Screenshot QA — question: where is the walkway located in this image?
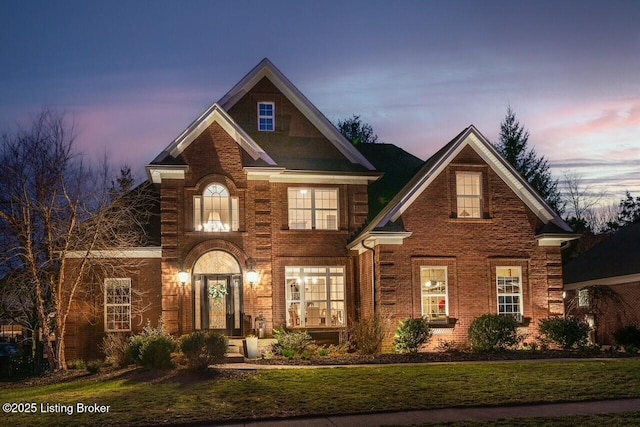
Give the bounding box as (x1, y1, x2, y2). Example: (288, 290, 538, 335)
(209, 398, 640, 426)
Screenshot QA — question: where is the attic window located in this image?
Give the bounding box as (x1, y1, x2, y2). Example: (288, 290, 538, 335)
(258, 102, 274, 131)
(456, 172, 482, 218)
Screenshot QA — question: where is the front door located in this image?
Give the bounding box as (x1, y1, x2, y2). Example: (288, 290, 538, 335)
(203, 275, 243, 336)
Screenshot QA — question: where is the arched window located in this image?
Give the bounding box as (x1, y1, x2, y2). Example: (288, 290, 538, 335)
(194, 184, 239, 232)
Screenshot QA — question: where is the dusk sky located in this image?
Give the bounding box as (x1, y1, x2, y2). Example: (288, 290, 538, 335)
(2, 1, 639, 206)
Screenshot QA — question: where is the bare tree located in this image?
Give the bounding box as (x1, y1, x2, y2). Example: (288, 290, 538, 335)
(562, 171, 607, 232)
(0, 110, 154, 370)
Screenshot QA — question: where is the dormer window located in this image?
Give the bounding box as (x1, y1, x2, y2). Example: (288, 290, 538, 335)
(456, 172, 482, 218)
(194, 184, 239, 232)
(258, 102, 274, 131)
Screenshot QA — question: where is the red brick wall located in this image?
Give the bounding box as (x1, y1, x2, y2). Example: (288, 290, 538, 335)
(567, 281, 640, 346)
(158, 111, 366, 338)
(372, 146, 564, 349)
(64, 258, 162, 361)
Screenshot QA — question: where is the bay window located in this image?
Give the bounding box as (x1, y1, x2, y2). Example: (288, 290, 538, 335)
(285, 266, 345, 328)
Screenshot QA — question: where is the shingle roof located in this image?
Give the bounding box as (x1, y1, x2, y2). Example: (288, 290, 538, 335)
(563, 222, 640, 285)
(355, 143, 424, 218)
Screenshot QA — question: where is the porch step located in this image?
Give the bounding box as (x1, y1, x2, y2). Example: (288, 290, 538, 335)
(225, 352, 245, 364)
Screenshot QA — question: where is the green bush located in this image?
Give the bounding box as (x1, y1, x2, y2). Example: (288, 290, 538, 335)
(180, 330, 228, 371)
(86, 360, 101, 374)
(468, 314, 519, 352)
(67, 359, 86, 370)
(539, 316, 589, 350)
(272, 327, 312, 358)
(394, 318, 433, 354)
(349, 315, 384, 355)
(613, 325, 640, 353)
(125, 321, 177, 369)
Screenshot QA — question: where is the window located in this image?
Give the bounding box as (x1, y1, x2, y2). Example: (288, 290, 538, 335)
(456, 172, 482, 218)
(288, 188, 338, 230)
(258, 102, 274, 131)
(194, 183, 239, 232)
(578, 288, 589, 307)
(285, 267, 345, 328)
(105, 278, 131, 332)
(496, 267, 523, 321)
(421, 267, 448, 322)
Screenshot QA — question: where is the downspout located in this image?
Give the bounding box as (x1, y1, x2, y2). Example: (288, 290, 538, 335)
(361, 239, 376, 316)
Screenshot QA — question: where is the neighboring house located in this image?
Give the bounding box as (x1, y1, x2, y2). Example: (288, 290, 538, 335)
(564, 222, 640, 345)
(64, 59, 576, 359)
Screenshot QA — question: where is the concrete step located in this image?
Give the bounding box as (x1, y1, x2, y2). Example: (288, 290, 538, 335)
(225, 352, 245, 364)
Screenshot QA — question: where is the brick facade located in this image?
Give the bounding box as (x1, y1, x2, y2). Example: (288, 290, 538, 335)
(63, 60, 572, 360)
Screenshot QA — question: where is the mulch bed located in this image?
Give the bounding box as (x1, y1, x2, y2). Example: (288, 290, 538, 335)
(253, 349, 639, 366)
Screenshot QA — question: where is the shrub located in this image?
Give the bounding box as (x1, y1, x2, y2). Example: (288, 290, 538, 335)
(86, 360, 101, 374)
(468, 314, 519, 352)
(613, 325, 640, 353)
(125, 321, 177, 369)
(67, 359, 86, 370)
(272, 327, 312, 358)
(394, 318, 433, 354)
(349, 315, 384, 355)
(180, 330, 228, 371)
(101, 332, 130, 367)
(539, 316, 589, 350)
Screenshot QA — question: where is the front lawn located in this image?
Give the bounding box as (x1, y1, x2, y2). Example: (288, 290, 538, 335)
(1, 359, 640, 426)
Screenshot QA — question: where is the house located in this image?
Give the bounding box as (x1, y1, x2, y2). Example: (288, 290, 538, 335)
(63, 59, 576, 359)
(564, 222, 640, 345)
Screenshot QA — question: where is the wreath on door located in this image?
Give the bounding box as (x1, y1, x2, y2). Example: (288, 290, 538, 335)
(208, 283, 228, 299)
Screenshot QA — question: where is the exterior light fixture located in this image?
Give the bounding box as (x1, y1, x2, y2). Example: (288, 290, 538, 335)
(178, 270, 190, 285)
(246, 258, 259, 287)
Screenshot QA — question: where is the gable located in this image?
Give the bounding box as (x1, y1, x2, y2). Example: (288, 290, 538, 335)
(227, 77, 368, 172)
(219, 58, 374, 171)
(349, 125, 575, 252)
(147, 59, 377, 183)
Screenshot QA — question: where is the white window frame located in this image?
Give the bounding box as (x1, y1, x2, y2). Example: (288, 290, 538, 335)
(104, 278, 131, 332)
(578, 288, 589, 307)
(420, 267, 448, 322)
(285, 266, 345, 328)
(456, 172, 482, 218)
(287, 187, 339, 230)
(496, 267, 523, 321)
(194, 183, 239, 232)
(258, 101, 275, 131)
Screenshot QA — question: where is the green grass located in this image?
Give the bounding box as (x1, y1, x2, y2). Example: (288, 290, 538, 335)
(2, 359, 640, 426)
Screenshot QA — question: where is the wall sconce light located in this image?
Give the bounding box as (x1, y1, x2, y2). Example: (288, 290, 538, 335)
(246, 259, 259, 287)
(562, 291, 566, 299)
(178, 270, 190, 285)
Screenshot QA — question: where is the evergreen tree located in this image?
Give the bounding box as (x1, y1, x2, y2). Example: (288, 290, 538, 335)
(605, 191, 640, 232)
(495, 106, 563, 213)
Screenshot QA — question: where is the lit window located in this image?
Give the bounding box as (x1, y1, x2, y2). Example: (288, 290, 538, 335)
(496, 267, 523, 321)
(285, 267, 345, 328)
(258, 102, 274, 131)
(194, 183, 239, 232)
(288, 188, 338, 230)
(421, 267, 448, 322)
(105, 278, 131, 332)
(578, 288, 589, 307)
(456, 172, 482, 218)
